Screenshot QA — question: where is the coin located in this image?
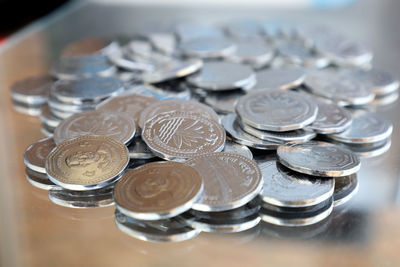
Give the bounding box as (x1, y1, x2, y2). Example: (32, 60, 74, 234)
(176, 22, 224, 42)
(179, 37, 236, 59)
(337, 139, 392, 158)
(126, 84, 191, 100)
(48, 94, 97, 113)
(369, 92, 399, 106)
(142, 111, 225, 160)
(24, 137, 56, 173)
(307, 101, 352, 134)
(227, 39, 274, 69)
(350, 68, 399, 96)
(53, 110, 136, 145)
(204, 89, 245, 114)
(40, 105, 62, 129)
(108, 45, 154, 72)
(114, 161, 203, 220)
(114, 209, 200, 242)
(277, 141, 361, 177)
(334, 174, 358, 207)
(25, 167, 56, 190)
(252, 68, 306, 90)
(50, 77, 124, 105)
(41, 126, 53, 137)
(138, 99, 220, 129)
(223, 139, 253, 159)
(127, 137, 156, 159)
(258, 160, 334, 207)
(185, 152, 263, 212)
(10, 74, 53, 105)
(148, 32, 177, 55)
(12, 102, 42, 116)
(236, 89, 318, 131)
(46, 135, 129, 191)
(62, 37, 118, 58)
(48, 186, 114, 208)
(186, 61, 255, 91)
(327, 111, 393, 144)
(222, 113, 280, 150)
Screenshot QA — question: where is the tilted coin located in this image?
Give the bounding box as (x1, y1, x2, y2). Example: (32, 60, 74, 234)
(126, 84, 191, 100)
(127, 137, 156, 159)
(236, 89, 318, 131)
(185, 152, 263, 212)
(115, 209, 200, 242)
(222, 113, 280, 150)
(53, 110, 136, 145)
(258, 159, 334, 207)
(179, 37, 236, 59)
(108, 45, 154, 72)
(138, 99, 220, 129)
(223, 139, 253, 159)
(204, 89, 245, 114)
(142, 111, 225, 160)
(277, 141, 361, 177)
(349, 68, 399, 96)
(337, 138, 392, 158)
(227, 39, 274, 69)
(24, 137, 56, 173)
(334, 174, 358, 207)
(10, 74, 53, 105)
(46, 135, 129, 191)
(252, 68, 306, 90)
(40, 105, 62, 129)
(114, 161, 203, 220)
(186, 61, 255, 91)
(62, 37, 118, 58)
(327, 111, 393, 144)
(25, 167, 56, 190)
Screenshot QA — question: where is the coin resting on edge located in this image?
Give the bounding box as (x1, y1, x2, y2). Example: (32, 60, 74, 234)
(236, 89, 318, 131)
(185, 152, 263, 212)
(53, 110, 136, 145)
(46, 135, 129, 191)
(24, 137, 56, 173)
(142, 111, 225, 160)
(277, 141, 360, 177)
(308, 101, 352, 134)
(113, 161, 203, 220)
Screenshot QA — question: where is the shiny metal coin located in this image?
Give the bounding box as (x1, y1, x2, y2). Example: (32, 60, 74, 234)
(148, 32, 177, 55)
(340, 139, 392, 158)
(204, 89, 245, 114)
(53, 110, 136, 145)
(61, 37, 118, 58)
(186, 61, 255, 91)
(114, 209, 200, 242)
(41, 127, 53, 137)
(25, 167, 56, 190)
(142, 111, 225, 160)
(308, 101, 352, 134)
(334, 174, 358, 207)
(179, 37, 236, 59)
(350, 68, 399, 96)
(108, 46, 154, 72)
(126, 84, 191, 100)
(10, 74, 53, 105)
(223, 140, 253, 159)
(40, 105, 62, 129)
(305, 70, 375, 106)
(369, 92, 399, 107)
(222, 114, 280, 150)
(176, 22, 224, 42)
(12, 103, 42, 116)
(48, 106, 75, 120)
(49, 185, 114, 208)
(48, 94, 97, 113)
(127, 137, 156, 159)
(50, 77, 124, 105)
(252, 68, 306, 90)
(226, 18, 262, 40)
(24, 137, 56, 173)
(185, 152, 263, 212)
(236, 89, 318, 131)
(327, 111, 392, 144)
(227, 39, 274, 69)
(277, 141, 361, 177)
(258, 159, 334, 207)
(114, 161, 203, 220)
(138, 99, 220, 130)
(46, 135, 129, 191)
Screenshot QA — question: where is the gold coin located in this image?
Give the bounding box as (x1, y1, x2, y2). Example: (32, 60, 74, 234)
(46, 135, 129, 191)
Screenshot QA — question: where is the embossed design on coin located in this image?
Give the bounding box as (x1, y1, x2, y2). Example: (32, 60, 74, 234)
(223, 140, 253, 159)
(142, 111, 225, 160)
(308, 101, 352, 134)
(24, 137, 56, 173)
(46, 135, 129, 190)
(236, 89, 318, 131)
(185, 152, 263, 212)
(277, 141, 360, 177)
(53, 110, 136, 145)
(114, 161, 203, 220)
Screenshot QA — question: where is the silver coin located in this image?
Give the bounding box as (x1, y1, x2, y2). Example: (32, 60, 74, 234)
(41, 127, 53, 137)
(227, 39, 274, 69)
(40, 105, 62, 129)
(175, 22, 224, 42)
(48, 106, 75, 120)
(277, 141, 361, 177)
(252, 68, 306, 90)
(108, 46, 154, 72)
(327, 111, 392, 144)
(25, 167, 56, 190)
(179, 37, 236, 59)
(225, 18, 262, 40)
(10, 74, 53, 105)
(339, 138, 392, 158)
(61, 37, 119, 58)
(351, 68, 399, 96)
(185, 152, 263, 212)
(23, 137, 56, 173)
(186, 61, 255, 91)
(223, 140, 253, 159)
(50, 77, 124, 105)
(236, 89, 318, 131)
(148, 32, 177, 55)
(304, 70, 375, 106)
(204, 90, 245, 114)
(222, 113, 280, 150)
(307, 101, 352, 134)
(334, 174, 358, 207)
(12, 103, 42, 116)
(369, 92, 399, 107)
(127, 137, 156, 159)
(48, 186, 114, 208)
(115, 209, 200, 242)
(126, 84, 191, 100)
(48, 94, 97, 113)
(258, 160, 334, 207)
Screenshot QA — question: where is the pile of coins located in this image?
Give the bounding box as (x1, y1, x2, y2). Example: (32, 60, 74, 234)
(15, 19, 398, 242)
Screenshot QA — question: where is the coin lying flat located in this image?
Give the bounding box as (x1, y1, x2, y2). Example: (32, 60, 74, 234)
(338, 139, 392, 158)
(308, 101, 352, 134)
(179, 37, 236, 59)
(333, 174, 358, 207)
(139, 99, 220, 130)
(185, 152, 263, 212)
(176, 22, 224, 42)
(350, 68, 399, 96)
(186, 61, 255, 91)
(236, 89, 318, 131)
(126, 84, 191, 100)
(327, 111, 393, 144)
(127, 137, 156, 159)
(46, 135, 129, 191)
(40, 105, 62, 129)
(114, 161, 203, 220)
(62, 37, 118, 58)
(142, 111, 225, 160)
(223, 139, 253, 159)
(277, 141, 360, 177)
(53, 110, 136, 145)
(114, 209, 200, 242)
(227, 39, 274, 69)
(25, 167, 56, 190)
(369, 92, 399, 107)
(24, 137, 56, 173)
(225, 18, 262, 40)
(204, 89, 245, 114)
(258, 160, 334, 207)
(10, 74, 53, 105)
(49, 186, 114, 208)
(252, 68, 306, 90)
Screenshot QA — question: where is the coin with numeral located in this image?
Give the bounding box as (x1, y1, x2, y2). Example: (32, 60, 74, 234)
(24, 137, 56, 173)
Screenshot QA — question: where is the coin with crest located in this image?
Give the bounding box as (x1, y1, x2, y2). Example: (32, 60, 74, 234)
(24, 137, 56, 173)
(308, 101, 352, 134)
